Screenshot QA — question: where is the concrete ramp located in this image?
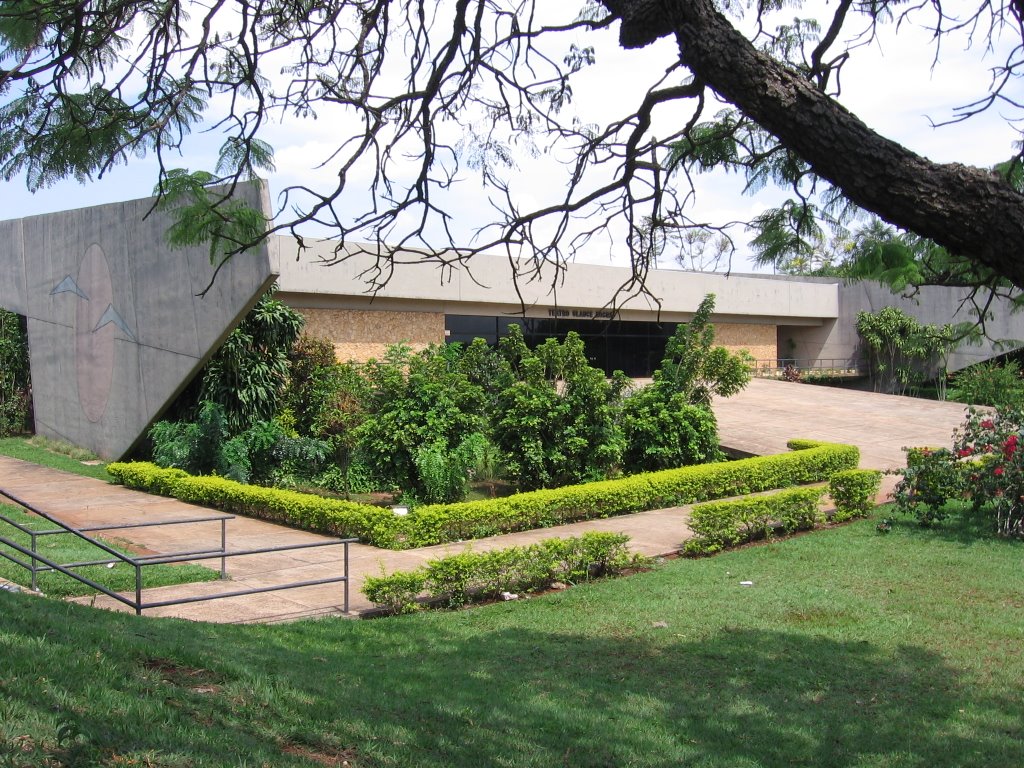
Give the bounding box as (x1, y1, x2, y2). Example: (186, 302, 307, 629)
(713, 378, 969, 470)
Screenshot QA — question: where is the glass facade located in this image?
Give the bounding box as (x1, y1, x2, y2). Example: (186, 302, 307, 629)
(445, 314, 679, 377)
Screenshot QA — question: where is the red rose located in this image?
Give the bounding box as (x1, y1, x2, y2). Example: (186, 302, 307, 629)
(958, 448, 973, 457)
(981, 419, 995, 429)
(994, 466, 1005, 476)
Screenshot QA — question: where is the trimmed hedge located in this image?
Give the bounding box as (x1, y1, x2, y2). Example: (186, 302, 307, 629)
(107, 462, 402, 546)
(107, 439, 859, 550)
(684, 486, 826, 556)
(828, 469, 883, 522)
(363, 531, 635, 614)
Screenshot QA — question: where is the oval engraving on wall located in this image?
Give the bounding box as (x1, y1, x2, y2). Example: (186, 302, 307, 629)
(76, 244, 115, 423)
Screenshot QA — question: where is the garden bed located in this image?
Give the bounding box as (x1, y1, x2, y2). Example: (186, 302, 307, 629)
(107, 439, 860, 549)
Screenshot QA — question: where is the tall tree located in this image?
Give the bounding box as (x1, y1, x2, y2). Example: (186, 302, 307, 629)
(1, 0, 1022, 293)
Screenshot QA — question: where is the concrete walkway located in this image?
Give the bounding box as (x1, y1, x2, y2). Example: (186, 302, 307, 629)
(713, 378, 968, 470)
(0, 379, 970, 623)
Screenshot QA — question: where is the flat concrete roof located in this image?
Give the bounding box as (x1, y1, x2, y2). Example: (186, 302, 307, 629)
(272, 238, 840, 326)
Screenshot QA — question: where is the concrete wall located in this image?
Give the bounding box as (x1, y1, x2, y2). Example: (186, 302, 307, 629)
(0, 182, 277, 459)
(785, 281, 1024, 373)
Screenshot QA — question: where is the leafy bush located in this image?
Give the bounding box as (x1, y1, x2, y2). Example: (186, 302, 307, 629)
(492, 328, 623, 490)
(618, 294, 749, 474)
(948, 361, 1024, 408)
(362, 532, 635, 614)
(355, 344, 487, 503)
(108, 461, 402, 544)
(656, 294, 752, 407)
(109, 440, 859, 549)
(684, 487, 825, 555)
(283, 334, 342, 435)
(892, 446, 963, 526)
(196, 288, 305, 434)
(397, 439, 856, 548)
(0, 309, 31, 437)
(892, 407, 1024, 536)
(149, 402, 329, 485)
(950, 409, 1024, 536)
(620, 388, 721, 473)
(149, 401, 233, 477)
(828, 469, 883, 522)
(362, 570, 427, 615)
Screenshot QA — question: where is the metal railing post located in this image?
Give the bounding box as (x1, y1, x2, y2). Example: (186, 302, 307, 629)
(343, 541, 350, 614)
(220, 518, 227, 579)
(134, 563, 143, 616)
(30, 530, 38, 592)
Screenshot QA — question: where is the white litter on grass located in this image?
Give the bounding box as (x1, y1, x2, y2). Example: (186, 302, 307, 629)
(500, 591, 519, 601)
(739, 581, 754, 586)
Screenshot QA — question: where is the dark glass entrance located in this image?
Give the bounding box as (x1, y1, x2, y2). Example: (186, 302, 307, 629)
(444, 315, 677, 377)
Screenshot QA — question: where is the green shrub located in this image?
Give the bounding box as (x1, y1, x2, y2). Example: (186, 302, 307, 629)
(109, 440, 858, 550)
(355, 344, 488, 503)
(199, 287, 305, 433)
(0, 309, 31, 437)
(106, 462, 189, 495)
(107, 461, 400, 545)
(829, 469, 883, 522)
(362, 532, 634, 614)
(892, 446, 963, 526)
(620, 389, 721, 473)
(948, 361, 1024, 409)
(684, 487, 825, 555)
(492, 329, 623, 490)
(362, 570, 427, 615)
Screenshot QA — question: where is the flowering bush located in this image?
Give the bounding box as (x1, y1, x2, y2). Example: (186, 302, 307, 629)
(892, 446, 963, 526)
(953, 409, 1024, 537)
(894, 407, 1024, 536)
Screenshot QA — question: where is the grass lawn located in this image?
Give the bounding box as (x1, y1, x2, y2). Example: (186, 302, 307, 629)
(0, 436, 112, 482)
(0, 503, 221, 598)
(0, 507, 1021, 767)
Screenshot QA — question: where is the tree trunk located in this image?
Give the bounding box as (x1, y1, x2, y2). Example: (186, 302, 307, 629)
(601, 0, 1024, 289)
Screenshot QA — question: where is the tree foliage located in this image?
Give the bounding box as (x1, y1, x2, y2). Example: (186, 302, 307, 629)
(855, 307, 962, 397)
(618, 293, 749, 472)
(3, 0, 1024, 300)
(0, 308, 31, 436)
(355, 344, 489, 503)
(491, 326, 625, 491)
(200, 286, 305, 433)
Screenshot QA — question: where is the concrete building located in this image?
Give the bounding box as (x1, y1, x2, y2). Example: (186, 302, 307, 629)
(2, 188, 1021, 460)
(273, 238, 1022, 376)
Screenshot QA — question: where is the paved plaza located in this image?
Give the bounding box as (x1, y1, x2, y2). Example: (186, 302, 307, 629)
(0, 379, 971, 623)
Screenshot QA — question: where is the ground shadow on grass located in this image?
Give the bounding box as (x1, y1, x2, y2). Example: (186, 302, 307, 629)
(1, 595, 1021, 767)
(886, 502, 1024, 548)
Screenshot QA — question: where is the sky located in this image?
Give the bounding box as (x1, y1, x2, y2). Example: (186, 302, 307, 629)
(2, 1, 1021, 277)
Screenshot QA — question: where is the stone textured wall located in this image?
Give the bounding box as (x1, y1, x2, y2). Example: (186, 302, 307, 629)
(0, 182, 275, 460)
(298, 308, 445, 363)
(712, 323, 777, 366)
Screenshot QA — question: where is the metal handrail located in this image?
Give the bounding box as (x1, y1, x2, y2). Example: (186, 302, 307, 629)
(0, 534, 138, 608)
(749, 358, 866, 377)
(0, 487, 354, 616)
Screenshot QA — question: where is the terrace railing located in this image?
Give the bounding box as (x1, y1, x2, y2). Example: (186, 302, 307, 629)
(0, 487, 354, 615)
(749, 358, 866, 379)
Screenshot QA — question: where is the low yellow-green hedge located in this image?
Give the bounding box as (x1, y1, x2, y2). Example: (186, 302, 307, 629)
(107, 439, 859, 550)
(683, 486, 827, 556)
